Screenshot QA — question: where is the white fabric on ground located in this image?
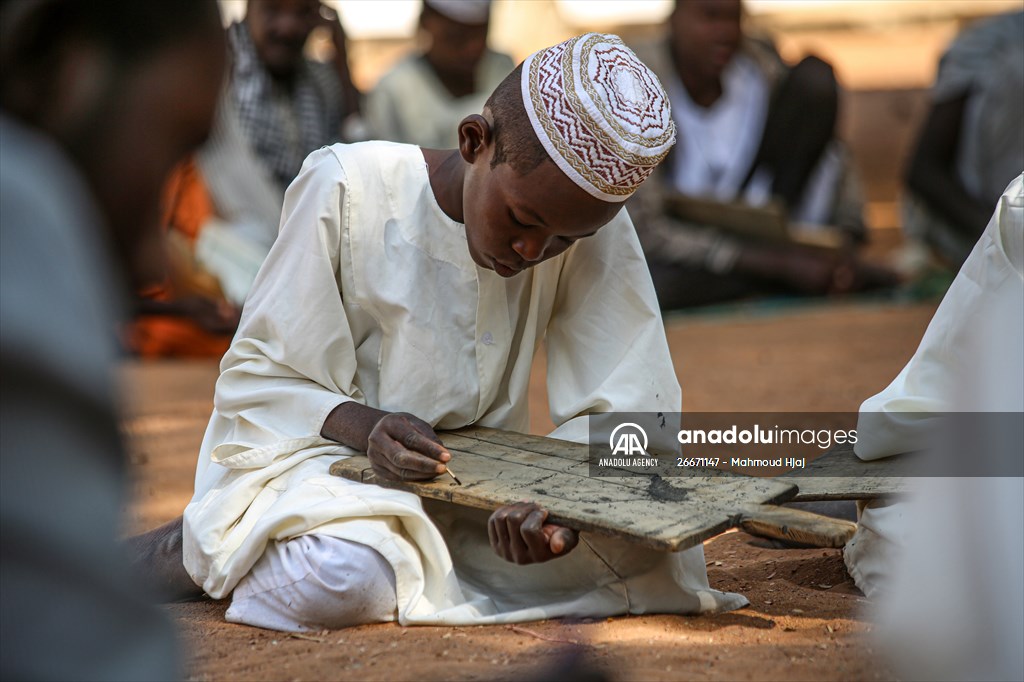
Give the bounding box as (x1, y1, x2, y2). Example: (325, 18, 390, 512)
(226, 535, 397, 632)
(842, 501, 907, 600)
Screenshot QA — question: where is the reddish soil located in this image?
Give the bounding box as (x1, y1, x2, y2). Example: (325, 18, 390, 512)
(122, 300, 937, 681)
(168, 532, 884, 682)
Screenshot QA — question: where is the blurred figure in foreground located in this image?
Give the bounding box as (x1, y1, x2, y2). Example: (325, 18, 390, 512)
(630, 0, 896, 309)
(0, 1, 225, 679)
(850, 174, 1023, 680)
(366, 0, 514, 148)
(904, 10, 1024, 272)
(127, 0, 361, 358)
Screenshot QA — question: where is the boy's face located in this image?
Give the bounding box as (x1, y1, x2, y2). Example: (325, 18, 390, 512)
(461, 141, 622, 278)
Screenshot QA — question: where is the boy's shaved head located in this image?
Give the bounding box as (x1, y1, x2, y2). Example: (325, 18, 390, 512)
(484, 63, 550, 175)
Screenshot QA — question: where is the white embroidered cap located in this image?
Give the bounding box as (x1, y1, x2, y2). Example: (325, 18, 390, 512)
(423, 0, 492, 25)
(521, 33, 676, 203)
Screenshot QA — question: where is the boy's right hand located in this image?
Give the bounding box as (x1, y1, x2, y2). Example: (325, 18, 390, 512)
(366, 412, 452, 482)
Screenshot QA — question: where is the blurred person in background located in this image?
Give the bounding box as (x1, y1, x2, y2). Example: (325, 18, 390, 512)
(0, 1, 224, 679)
(903, 10, 1024, 272)
(127, 0, 362, 358)
(630, 0, 897, 309)
(228, 0, 360, 192)
(849, 173, 1022, 680)
(365, 0, 514, 148)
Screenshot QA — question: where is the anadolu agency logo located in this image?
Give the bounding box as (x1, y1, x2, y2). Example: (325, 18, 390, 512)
(609, 422, 648, 456)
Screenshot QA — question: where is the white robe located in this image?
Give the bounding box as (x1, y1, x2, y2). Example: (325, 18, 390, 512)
(854, 173, 1023, 457)
(846, 174, 1023, 680)
(182, 141, 746, 625)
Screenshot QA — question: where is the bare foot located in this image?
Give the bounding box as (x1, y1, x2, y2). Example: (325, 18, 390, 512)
(124, 516, 204, 602)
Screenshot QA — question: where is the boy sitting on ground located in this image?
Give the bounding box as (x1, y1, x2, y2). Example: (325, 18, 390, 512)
(139, 33, 747, 630)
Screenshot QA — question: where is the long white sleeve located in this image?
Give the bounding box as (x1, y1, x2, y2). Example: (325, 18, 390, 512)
(208, 149, 361, 465)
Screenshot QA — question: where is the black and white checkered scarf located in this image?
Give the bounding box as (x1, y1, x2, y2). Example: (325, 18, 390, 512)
(228, 22, 343, 191)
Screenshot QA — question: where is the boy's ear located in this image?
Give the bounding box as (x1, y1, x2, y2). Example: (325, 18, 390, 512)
(458, 114, 492, 164)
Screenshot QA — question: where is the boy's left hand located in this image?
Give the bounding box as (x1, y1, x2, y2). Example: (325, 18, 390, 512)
(488, 502, 578, 564)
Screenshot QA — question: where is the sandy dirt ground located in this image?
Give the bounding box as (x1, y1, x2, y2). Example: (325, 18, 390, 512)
(121, 299, 937, 681)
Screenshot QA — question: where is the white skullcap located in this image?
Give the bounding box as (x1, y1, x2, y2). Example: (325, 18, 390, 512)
(423, 0, 492, 25)
(521, 33, 676, 203)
